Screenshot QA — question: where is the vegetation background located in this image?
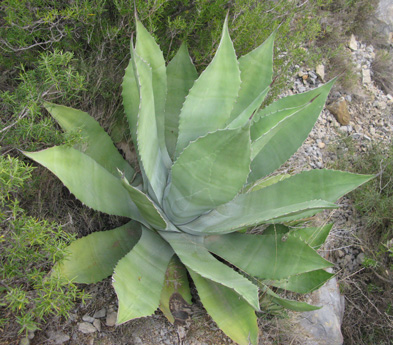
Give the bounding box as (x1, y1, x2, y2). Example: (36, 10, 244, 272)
(1, 0, 391, 344)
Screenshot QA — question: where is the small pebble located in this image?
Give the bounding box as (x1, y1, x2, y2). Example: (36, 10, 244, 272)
(82, 314, 95, 323)
(78, 322, 97, 334)
(19, 338, 29, 345)
(93, 319, 101, 332)
(93, 307, 106, 319)
(106, 311, 117, 327)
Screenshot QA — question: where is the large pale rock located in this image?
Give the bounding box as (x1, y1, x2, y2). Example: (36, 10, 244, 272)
(377, 0, 393, 27)
(288, 271, 345, 345)
(327, 98, 350, 125)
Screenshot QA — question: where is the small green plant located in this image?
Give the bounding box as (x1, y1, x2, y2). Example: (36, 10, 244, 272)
(23, 18, 372, 344)
(0, 155, 89, 335)
(331, 139, 393, 344)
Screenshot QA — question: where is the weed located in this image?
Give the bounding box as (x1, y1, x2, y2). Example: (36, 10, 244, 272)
(331, 138, 393, 344)
(0, 155, 90, 335)
(372, 49, 393, 95)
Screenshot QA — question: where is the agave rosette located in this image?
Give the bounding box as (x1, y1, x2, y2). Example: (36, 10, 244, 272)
(24, 18, 372, 345)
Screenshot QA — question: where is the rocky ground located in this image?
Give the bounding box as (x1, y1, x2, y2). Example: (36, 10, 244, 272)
(20, 33, 393, 345)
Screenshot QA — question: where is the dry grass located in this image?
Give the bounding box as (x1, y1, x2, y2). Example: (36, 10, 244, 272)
(372, 49, 393, 95)
(341, 273, 393, 345)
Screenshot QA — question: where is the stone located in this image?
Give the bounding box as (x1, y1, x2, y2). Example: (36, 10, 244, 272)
(375, 101, 387, 110)
(327, 98, 350, 125)
(82, 314, 95, 323)
(47, 331, 70, 344)
(132, 336, 144, 345)
(93, 307, 106, 319)
(377, 0, 393, 28)
(287, 270, 345, 345)
(348, 34, 358, 51)
(356, 253, 366, 265)
(27, 331, 35, 340)
(106, 311, 117, 327)
(78, 322, 97, 334)
(318, 142, 326, 149)
(93, 319, 101, 332)
(316, 64, 325, 81)
(362, 68, 372, 84)
(19, 338, 30, 345)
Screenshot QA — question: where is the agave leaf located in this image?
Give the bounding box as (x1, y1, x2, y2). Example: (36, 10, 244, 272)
(204, 233, 332, 280)
(164, 126, 251, 224)
(122, 54, 140, 146)
(135, 20, 171, 167)
(165, 43, 198, 159)
(293, 224, 333, 249)
(181, 199, 336, 235)
(133, 51, 168, 203)
(53, 221, 142, 283)
(44, 102, 135, 181)
(175, 17, 241, 158)
(269, 269, 334, 294)
(188, 269, 258, 345)
(250, 100, 313, 160)
(245, 173, 291, 193)
(113, 227, 174, 324)
(121, 176, 167, 230)
(227, 30, 275, 127)
(160, 231, 260, 311)
(248, 80, 335, 182)
(159, 255, 192, 323)
(264, 223, 333, 249)
(227, 87, 269, 129)
(263, 285, 322, 312)
(23, 146, 145, 220)
(265, 169, 374, 223)
(181, 169, 373, 234)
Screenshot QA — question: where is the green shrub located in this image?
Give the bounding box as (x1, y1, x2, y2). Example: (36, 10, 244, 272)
(331, 139, 393, 344)
(1, 0, 330, 153)
(0, 155, 89, 335)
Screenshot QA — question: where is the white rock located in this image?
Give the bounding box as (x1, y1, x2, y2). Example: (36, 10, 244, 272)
(316, 64, 325, 81)
(78, 322, 97, 334)
(362, 68, 372, 84)
(349, 34, 358, 51)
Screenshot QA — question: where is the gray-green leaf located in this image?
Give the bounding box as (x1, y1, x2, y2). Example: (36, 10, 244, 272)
(164, 127, 251, 224)
(113, 227, 174, 324)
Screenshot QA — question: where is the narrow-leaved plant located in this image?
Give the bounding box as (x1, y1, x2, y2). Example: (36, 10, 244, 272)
(23, 17, 373, 345)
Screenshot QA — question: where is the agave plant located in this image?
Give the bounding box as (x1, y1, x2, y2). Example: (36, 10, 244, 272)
(23, 18, 372, 345)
